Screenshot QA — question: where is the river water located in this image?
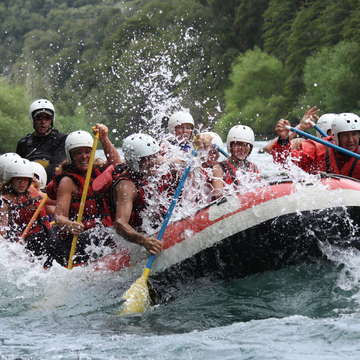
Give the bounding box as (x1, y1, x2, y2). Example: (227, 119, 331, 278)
(2, 142, 360, 359)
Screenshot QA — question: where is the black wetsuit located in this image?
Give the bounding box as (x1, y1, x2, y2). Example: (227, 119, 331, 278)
(16, 129, 67, 183)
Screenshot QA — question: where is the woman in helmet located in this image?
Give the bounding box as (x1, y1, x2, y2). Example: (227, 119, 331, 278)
(47, 124, 121, 267)
(211, 125, 259, 199)
(109, 133, 173, 255)
(182, 131, 227, 205)
(161, 110, 195, 155)
(270, 113, 360, 178)
(0, 157, 51, 261)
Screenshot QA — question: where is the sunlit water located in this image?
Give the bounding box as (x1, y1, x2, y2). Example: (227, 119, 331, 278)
(2, 143, 360, 359)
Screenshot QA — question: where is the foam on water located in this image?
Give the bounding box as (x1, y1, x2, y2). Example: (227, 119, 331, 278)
(4, 142, 360, 358)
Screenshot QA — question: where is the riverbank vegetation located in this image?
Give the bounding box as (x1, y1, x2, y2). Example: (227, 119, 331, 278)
(0, 0, 359, 150)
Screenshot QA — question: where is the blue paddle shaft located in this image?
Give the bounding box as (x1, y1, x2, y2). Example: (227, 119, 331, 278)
(313, 124, 327, 138)
(213, 144, 230, 158)
(146, 149, 197, 269)
(289, 126, 360, 160)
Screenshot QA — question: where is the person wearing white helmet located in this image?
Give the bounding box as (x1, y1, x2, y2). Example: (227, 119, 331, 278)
(263, 106, 322, 154)
(162, 110, 195, 153)
(211, 125, 259, 199)
(316, 113, 336, 138)
(0, 153, 21, 184)
(31, 161, 48, 191)
(108, 133, 174, 255)
(179, 131, 227, 206)
(0, 157, 52, 261)
(16, 98, 67, 182)
(46, 124, 121, 267)
(270, 112, 360, 179)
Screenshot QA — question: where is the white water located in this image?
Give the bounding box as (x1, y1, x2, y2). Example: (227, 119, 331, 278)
(3, 142, 360, 359)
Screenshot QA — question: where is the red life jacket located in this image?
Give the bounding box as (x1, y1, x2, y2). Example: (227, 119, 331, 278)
(219, 158, 259, 185)
(294, 139, 328, 173)
(49, 168, 113, 230)
(325, 146, 360, 179)
(109, 164, 177, 230)
(110, 164, 147, 229)
(2, 191, 50, 239)
(290, 139, 360, 179)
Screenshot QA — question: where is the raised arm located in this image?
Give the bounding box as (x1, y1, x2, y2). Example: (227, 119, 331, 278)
(94, 123, 122, 166)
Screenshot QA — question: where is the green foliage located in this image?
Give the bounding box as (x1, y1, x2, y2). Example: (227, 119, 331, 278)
(216, 48, 287, 138)
(300, 41, 360, 114)
(1, 0, 360, 144)
(56, 106, 92, 134)
(263, 0, 300, 60)
(0, 78, 31, 153)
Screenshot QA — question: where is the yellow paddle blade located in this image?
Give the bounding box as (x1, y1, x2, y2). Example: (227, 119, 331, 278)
(118, 268, 152, 315)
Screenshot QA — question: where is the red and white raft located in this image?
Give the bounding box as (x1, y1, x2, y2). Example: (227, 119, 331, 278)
(97, 174, 360, 292)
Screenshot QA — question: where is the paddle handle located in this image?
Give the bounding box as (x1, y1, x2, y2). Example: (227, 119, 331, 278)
(288, 126, 360, 160)
(20, 194, 48, 239)
(313, 124, 327, 138)
(67, 131, 99, 269)
(145, 150, 196, 269)
(213, 144, 229, 158)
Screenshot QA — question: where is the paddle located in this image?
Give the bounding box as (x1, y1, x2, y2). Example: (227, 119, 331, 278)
(67, 130, 99, 269)
(213, 144, 229, 158)
(307, 120, 327, 138)
(118, 149, 197, 315)
(20, 194, 48, 240)
(287, 126, 360, 160)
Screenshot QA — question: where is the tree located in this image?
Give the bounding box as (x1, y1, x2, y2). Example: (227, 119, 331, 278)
(0, 78, 31, 153)
(215, 48, 287, 137)
(299, 41, 360, 114)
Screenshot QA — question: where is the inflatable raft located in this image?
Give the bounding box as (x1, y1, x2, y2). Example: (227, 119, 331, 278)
(97, 174, 360, 301)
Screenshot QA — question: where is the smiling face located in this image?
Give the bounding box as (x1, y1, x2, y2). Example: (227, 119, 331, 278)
(11, 177, 31, 193)
(174, 123, 194, 141)
(230, 141, 252, 161)
(70, 147, 92, 173)
(33, 113, 53, 136)
(338, 131, 360, 152)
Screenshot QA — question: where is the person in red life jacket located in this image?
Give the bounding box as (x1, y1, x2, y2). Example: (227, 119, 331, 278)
(111, 133, 171, 255)
(47, 124, 121, 267)
(0, 157, 51, 262)
(211, 125, 259, 199)
(263, 106, 323, 155)
(182, 131, 226, 205)
(270, 112, 360, 178)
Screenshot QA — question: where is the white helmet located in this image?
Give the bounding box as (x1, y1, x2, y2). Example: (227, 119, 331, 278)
(168, 111, 195, 135)
(29, 99, 55, 125)
(316, 113, 337, 137)
(65, 130, 93, 163)
(3, 158, 34, 184)
(122, 133, 160, 172)
(201, 131, 227, 162)
(31, 162, 48, 189)
(226, 125, 255, 153)
(331, 113, 360, 145)
(0, 153, 21, 181)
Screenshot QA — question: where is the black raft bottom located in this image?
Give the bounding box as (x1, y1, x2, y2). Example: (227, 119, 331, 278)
(150, 206, 360, 303)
